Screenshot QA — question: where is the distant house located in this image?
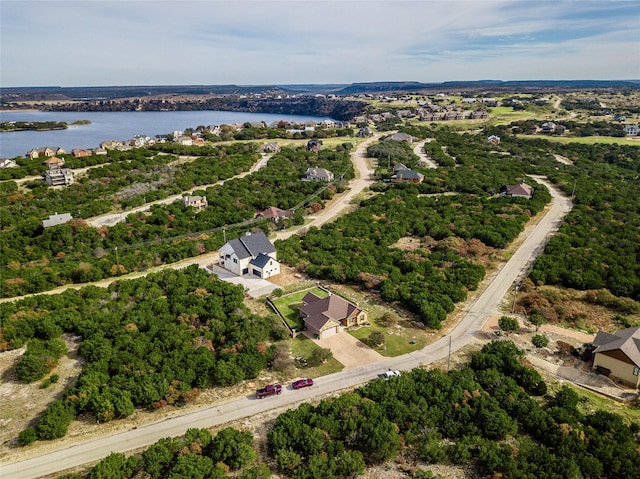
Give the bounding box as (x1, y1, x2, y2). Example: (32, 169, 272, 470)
(182, 195, 208, 211)
(298, 292, 367, 339)
(43, 168, 74, 186)
(505, 182, 534, 199)
(72, 148, 92, 158)
(218, 231, 279, 278)
(257, 206, 293, 223)
(623, 124, 638, 136)
(42, 157, 73, 186)
(43, 156, 65, 169)
(0, 159, 18, 169)
(306, 139, 322, 151)
(389, 132, 414, 144)
(356, 126, 372, 138)
(27, 147, 65, 159)
(487, 135, 501, 145)
(302, 167, 334, 182)
(592, 327, 640, 387)
(93, 147, 108, 156)
(391, 163, 423, 183)
(42, 212, 73, 228)
(259, 142, 281, 153)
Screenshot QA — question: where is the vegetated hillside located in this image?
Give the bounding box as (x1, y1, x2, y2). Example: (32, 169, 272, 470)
(488, 129, 640, 303)
(29, 96, 365, 121)
(0, 143, 354, 298)
(1, 266, 286, 443)
(277, 127, 552, 329)
(60, 341, 640, 479)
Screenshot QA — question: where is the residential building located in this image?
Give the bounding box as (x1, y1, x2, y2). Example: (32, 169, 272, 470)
(505, 182, 534, 199)
(302, 167, 334, 182)
(624, 124, 638, 136)
(592, 327, 640, 387)
(298, 292, 367, 339)
(218, 231, 279, 279)
(182, 195, 208, 211)
(487, 135, 501, 145)
(257, 206, 293, 223)
(43, 168, 74, 186)
(0, 159, 18, 169)
(42, 212, 73, 228)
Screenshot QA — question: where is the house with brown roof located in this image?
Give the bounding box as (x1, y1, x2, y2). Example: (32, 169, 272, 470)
(592, 327, 640, 387)
(43, 157, 65, 169)
(28, 147, 65, 159)
(257, 206, 293, 223)
(505, 181, 534, 199)
(298, 292, 367, 339)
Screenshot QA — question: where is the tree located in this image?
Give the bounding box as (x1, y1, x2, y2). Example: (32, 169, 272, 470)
(498, 316, 519, 336)
(18, 427, 37, 446)
(207, 427, 256, 470)
(370, 331, 385, 347)
(532, 334, 549, 349)
(88, 452, 138, 479)
(308, 347, 333, 366)
(529, 313, 546, 332)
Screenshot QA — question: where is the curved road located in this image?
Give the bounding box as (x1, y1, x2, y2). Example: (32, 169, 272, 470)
(1, 169, 572, 477)
(1, 135, 574, 476)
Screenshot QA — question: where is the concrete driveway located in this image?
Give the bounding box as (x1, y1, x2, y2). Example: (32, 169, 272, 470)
(206, 264, 279, 299)
(312, 332, 384, 370)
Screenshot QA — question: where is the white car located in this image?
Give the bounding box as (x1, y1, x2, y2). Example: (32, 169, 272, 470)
(378, 370, 401, 379)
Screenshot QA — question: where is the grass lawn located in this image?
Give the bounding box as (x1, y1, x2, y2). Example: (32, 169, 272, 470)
(516, 134, 640, 146)
(271, 287, 329, 331)
(349, 321, 429, 357)
(290, 335, 344, 376)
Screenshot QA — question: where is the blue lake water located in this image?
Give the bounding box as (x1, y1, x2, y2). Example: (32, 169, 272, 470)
(0, 110, 334, 158)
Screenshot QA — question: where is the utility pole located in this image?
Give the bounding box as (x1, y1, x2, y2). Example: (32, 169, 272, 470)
(115, 247, 119, 269)
(511, 283, 520, 314)
(571, 178, 577, 200)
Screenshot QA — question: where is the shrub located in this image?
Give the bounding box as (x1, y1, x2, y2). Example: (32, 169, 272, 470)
(18, 427, 37, 446)
(532, 334, 549, 349)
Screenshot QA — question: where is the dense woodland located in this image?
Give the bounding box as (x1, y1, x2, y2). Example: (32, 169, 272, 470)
(2, 266, 286, 442)
(50, 341, 640, 479)
(0, 143, 353, 297)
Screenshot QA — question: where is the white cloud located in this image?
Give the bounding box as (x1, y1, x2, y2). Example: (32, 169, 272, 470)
(1, 0, 638, 86)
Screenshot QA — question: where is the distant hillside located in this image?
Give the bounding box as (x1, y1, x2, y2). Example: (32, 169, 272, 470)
(2, 80, 639, 105)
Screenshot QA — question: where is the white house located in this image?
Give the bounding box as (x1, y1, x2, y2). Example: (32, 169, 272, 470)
(218, 231, 280, 279)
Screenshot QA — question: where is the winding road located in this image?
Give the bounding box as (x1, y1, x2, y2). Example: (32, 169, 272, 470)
(0, 138, 574, 478)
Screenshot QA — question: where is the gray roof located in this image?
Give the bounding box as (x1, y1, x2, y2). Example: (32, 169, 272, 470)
(250, 252, 274, 268)
(227, 231, 275, 260)
(593, 327, 640, 367)
(43, 212, 73, 228)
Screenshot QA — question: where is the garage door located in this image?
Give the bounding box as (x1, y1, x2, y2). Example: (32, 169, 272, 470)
(321, 326, 338, 339)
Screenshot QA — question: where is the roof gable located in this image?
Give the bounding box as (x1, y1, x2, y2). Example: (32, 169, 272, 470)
(594, 326, 640, 367)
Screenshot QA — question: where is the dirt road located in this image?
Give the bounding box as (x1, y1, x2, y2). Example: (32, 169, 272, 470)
(275, 133, 383, 241)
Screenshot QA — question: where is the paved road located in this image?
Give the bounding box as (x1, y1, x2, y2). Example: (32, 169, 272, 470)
(0, 175, 573, 479)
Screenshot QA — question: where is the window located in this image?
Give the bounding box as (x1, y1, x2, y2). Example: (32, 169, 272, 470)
(233, 258, 238, 264)
(633, 366, 639, 376)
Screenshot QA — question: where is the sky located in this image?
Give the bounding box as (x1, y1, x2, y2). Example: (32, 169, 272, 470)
(1, 0, 639, 87)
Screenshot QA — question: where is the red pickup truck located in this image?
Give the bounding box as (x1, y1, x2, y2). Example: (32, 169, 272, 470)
(256, 384, 282, 399)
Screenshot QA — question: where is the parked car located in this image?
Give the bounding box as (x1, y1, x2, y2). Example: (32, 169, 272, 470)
(378, 370, 401, 380)
(292, 378, 314, 389)
(256, 384, 282, 399)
